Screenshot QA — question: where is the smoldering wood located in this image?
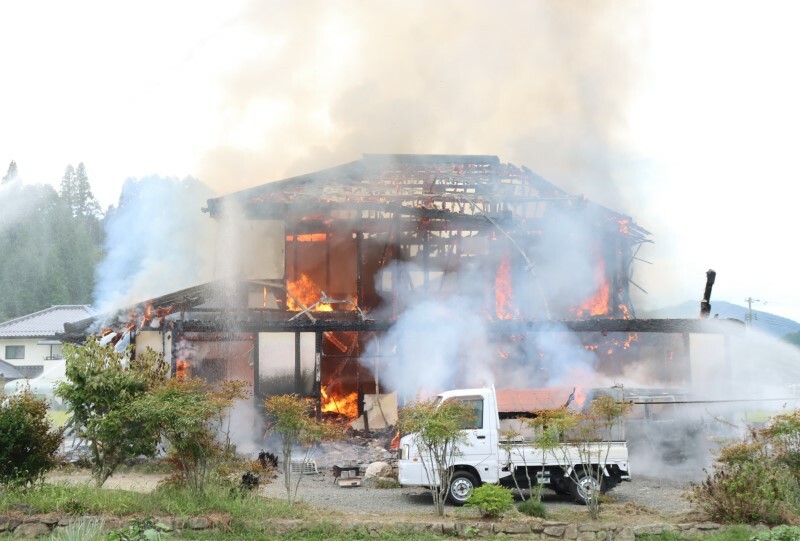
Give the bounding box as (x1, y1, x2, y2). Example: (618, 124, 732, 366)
(700, 269, 716, 319)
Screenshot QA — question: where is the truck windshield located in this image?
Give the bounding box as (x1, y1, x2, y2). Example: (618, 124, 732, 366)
(439, 396, 483, 429)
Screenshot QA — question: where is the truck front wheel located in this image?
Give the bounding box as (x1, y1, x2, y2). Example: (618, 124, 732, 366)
(570, 469, 605, 505)
(447, 471, 479, 506)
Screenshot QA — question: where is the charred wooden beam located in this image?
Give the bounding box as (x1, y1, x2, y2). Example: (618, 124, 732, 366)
(174, 317, 744, 335)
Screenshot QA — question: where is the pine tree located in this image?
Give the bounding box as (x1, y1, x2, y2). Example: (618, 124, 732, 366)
(0, 182, 103, 320)
(2, 161, 18, 183)
(60, 164, 77, 214)
(74, 163, 102, 218)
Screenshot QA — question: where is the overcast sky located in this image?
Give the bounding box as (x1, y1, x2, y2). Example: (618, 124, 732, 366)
(1, 1, 798, 323)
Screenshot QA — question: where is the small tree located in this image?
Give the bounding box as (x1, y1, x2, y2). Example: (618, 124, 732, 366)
(580, 396, 631, 519)
(530, 397, 629, 520)
(2, 160, 18, 183)
(396, 398, 474, 516)
(132, 377, 239, 491)
(263, 394, 343, 506)
(55, 338, 168, 487)
(0, 387, 63, 486)
(264, 394, 343, 505)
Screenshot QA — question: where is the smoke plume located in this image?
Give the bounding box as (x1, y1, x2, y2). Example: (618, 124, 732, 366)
(198, 0, 649, 216)
(92, 175, 217, 313)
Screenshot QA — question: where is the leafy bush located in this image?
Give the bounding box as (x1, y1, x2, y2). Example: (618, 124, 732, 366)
(55, 339, 168, 487)
(107, 517, 170, 541)
(518, 497, 547, 518)
(751, 525, 800, 541)
(0, 388, 63, 486)
(690, 409, 800, 525)
(374, 478, 401, 489)
(465, 483, 515, 519)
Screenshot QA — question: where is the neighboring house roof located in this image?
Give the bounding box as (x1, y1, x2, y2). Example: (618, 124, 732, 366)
(0, 305, 94, 339)
(0, 359, 24, 379)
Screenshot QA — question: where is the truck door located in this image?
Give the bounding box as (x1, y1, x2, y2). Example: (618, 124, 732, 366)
(455, 396, 493, 464)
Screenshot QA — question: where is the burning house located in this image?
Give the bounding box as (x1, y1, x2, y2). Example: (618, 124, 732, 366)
(62, 154, 744, 427)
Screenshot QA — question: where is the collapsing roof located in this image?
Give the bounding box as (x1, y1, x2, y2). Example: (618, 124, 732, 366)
(204, 153, 649, 243)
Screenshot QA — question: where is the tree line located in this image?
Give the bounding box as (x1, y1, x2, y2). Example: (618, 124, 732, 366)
(0, 160, 105, 321)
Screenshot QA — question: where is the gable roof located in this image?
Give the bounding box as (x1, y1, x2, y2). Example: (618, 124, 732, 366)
(0, 305, 94, 338)
(202, 153, 651, 243)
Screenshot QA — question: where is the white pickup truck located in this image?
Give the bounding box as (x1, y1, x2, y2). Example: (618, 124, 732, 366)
(397, 386, 631, 505)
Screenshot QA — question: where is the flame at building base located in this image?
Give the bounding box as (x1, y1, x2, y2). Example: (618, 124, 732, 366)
(320, 385, 359, 419)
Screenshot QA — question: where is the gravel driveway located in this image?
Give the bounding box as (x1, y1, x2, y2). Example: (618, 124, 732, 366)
(258, 472, 696, 519)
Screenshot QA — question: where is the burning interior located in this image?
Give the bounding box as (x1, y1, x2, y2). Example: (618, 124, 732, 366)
(62, 154, 744, 430)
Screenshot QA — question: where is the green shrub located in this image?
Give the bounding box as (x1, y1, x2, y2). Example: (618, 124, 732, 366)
(373, 478, 401, 489)
(465, 483, 515, 519)
(55, 339, 168, 487)
(107, 516, 170, 541)
(691, 459, 799, 525)
(518, 497, 547, 518)
(751, 525, 800, 541)
(690, 410, 800, 525)
(0, 388, 63, 486)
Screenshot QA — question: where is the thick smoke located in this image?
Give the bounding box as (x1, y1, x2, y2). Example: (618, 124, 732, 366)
(92, 175, 217, 313)
(198, 0, 649, 216)
(625, 329, 800, 478)
(362, 202, 608, 402)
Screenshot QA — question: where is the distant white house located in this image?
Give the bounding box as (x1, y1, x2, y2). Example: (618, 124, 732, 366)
(0, 305, 94, 379)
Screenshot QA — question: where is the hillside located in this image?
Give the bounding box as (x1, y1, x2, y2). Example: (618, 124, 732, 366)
(638, 300, 800, 339)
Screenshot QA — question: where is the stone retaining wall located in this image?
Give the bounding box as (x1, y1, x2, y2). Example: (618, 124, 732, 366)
(0, 515, 746, 539)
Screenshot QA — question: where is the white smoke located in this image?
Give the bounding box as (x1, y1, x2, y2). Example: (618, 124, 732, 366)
(225, 395, 265, 456)
(92, 175, 217, 313)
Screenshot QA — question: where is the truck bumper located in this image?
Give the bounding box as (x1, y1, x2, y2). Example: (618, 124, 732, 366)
(398, 459, 432, 487)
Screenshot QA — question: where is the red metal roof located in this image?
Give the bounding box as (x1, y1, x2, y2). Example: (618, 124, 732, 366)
(495, 387, 575, 413)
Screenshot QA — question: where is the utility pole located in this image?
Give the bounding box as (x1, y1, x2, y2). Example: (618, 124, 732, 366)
(744, 297, 766, 328)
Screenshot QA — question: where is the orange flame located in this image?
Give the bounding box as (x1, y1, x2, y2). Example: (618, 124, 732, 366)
(175, 360, 190, 378)
(286, 274, 333, 311)
(573, 385, 587, 408)
(575, 259, 610, 317)
(390, 431, 400, 450)
(623, 333, 638, 350)
(495, 257, 518, 320)
(320, 385, 359, 419)
(286, 233, 328, 242)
